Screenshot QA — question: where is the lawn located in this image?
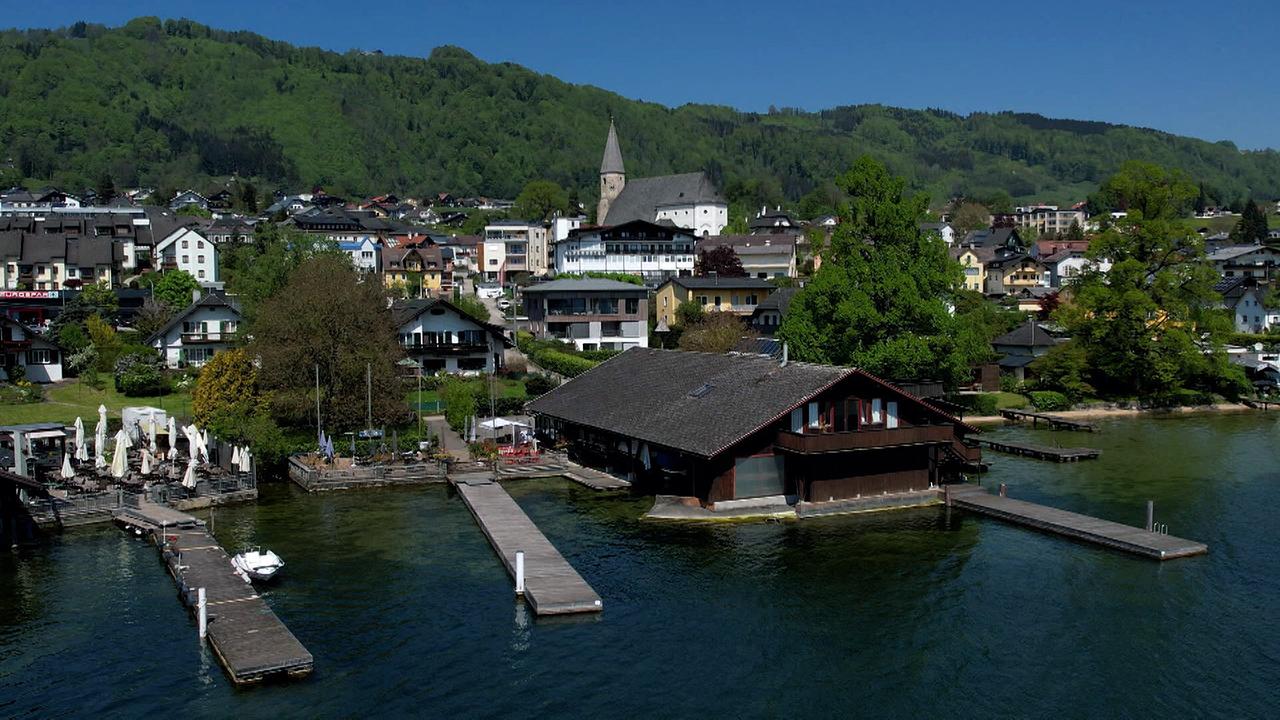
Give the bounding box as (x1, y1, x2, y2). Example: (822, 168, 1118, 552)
(992, 391, 1029, 410)
(404, 377, 526, 411)
(0, 380, 193, 426)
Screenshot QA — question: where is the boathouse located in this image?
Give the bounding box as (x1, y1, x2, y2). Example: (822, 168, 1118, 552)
(527, 348, 981, 509)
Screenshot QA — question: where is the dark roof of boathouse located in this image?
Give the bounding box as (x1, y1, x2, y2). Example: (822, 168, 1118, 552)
(526, 347, 975, 458)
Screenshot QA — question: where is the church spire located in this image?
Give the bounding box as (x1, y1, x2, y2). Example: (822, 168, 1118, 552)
(600, 118, 625, 175)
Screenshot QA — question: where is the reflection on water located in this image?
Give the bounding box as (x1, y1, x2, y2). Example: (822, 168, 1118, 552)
(2, 413, 1279, 718)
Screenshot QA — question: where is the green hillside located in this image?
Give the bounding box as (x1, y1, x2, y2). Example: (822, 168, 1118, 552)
(3, 17, 1279, 213)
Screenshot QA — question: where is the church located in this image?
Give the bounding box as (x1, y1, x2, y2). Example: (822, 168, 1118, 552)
(596, 120, 728, 237)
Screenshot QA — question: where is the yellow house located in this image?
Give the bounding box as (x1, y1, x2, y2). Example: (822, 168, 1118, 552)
(951, 247, 988, 292)
(654, 276, 777, 327)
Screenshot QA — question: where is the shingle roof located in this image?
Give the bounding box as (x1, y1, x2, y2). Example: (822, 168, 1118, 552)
(527, 347, 850, 457)
(390, 297, 510, 343)
(600, 119, 625, 175)
(1207, 244, 1272, 262)
(991, 321, 1060, 348)
(523, 278, 647, 293)
(603, 172, 725, 225)
(755, 287, 798, 313)
(665, 276, 777, 290)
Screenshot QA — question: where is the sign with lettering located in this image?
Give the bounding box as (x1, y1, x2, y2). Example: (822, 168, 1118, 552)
(0, 290, 60, 300)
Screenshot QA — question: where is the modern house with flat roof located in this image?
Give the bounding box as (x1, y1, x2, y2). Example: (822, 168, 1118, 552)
(528, 348, 980, 511)
(653, 275, 776, 328)
(522, 278, 649, 351)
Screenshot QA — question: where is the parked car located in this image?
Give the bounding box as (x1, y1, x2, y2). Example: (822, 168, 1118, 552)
(476, 283, 503, 299)
(496, 298, 512, 310)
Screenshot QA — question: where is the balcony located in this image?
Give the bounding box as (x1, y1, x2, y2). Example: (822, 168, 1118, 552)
(401, 341, 490, 354)
(181, 332, 235, 344)
(775, 425, 955, 454)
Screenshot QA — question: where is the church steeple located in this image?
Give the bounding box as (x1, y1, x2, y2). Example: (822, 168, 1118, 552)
(597, 118, 626, 224)
(600, 118, 625, 175)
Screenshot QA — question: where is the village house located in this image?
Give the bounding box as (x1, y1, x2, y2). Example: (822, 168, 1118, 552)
(1043, 249, 1110, 288)
(653, 275, 776, 328)
(991, 320, 1064, 381)
(392, 298, 509, 374)
(997, 204, 1088, 236)
(338, 237, 380, 274)
(168, 190, 210, 212)
(207, 216, 256, 244)
(554, 219, 698, 286)
(750, 287, 798, 336)
(697, 235, 798, 279)
(154, 224, 220, 286)
(0, 314, 63, 382)
(1207, 245, 1280, 284)
(527, 348, 981, 511)
(483, 220, 549, 281)
(919, 222, 956, 246)
(982, 252, 1048, 296)
(522, 278, 649, 351)
(749, 207, 804, 237)
(596, 120, 728, 237)
(147, 291, 242, 368)
(1231, 284, 1280, 333)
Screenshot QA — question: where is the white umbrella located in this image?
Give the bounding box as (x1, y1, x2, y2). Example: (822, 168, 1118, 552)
(94, 411, 107, 469)
(241, 449, 252, 473)
(147, 419, 157, 450)
(110, 429, 129, 479)
(182, 459, 197, 489)
(140, 449, 153, 475)
(202, 429, 211, 456)
(73, 417, 88, 462)
(167, 416, 179, 461)
(231, 445, 242, 467)
(60, 453, 75, 480)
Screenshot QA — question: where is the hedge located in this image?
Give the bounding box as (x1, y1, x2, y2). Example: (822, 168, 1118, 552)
(1028, 390, 1071, 412)
(954, 393, 999, 416)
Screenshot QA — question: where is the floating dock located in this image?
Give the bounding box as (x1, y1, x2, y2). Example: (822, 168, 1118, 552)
(946, 484, 1206, 560)
(114, 502, 314, 685)
(451, 472, 602, 615)
(978, 438, 1100, 462)
(497, 460, 631, 490)
(999, 409, 1096, 432)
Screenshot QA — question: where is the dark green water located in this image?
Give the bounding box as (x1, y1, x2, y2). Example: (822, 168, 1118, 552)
(2, 413, 1278, 718)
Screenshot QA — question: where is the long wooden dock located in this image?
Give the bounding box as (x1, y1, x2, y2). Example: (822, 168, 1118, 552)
(946, 484, 1206, 560)
(114, 503, 314, 684)
(978, 438, 1100, 462)
(451, 472, 602, 615)
(999, 409, 1095, 431)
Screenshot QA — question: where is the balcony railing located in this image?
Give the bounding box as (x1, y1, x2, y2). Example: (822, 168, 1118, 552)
(775, 424, 955, 453)
(400, 341, 490, 353)
(182, 332, 235, 343)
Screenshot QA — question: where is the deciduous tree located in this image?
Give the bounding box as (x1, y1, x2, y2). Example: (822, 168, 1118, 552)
(151, 270, 200, 311)
(694, 245, 746, 277)
(677, 312, 751, 354)
(514, 180, 568, 221)
(251, 255, 409, 431)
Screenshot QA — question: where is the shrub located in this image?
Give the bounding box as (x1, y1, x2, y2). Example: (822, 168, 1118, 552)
(477, 396, 527, 417)
(442, 377, 477, 431)
(1028, 390, 1071, 412)
(1143, 389, 1216, 409)
(66, 346, 98, 375)
(524, 373, 559, 397)
(999, 373, 1022, 393)
(532, 348, 597, 377)
(579, 349, 622, 362)
(114, 350, 167, 396)
(0, 381, 43, 404)
(955, 393, 999, 415)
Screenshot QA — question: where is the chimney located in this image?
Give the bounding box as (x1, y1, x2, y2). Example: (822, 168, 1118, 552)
(780, 342, 788, 367)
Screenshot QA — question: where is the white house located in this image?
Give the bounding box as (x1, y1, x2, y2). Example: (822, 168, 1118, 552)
(0, 315, 63, 382)
(338, 238, 380, 274)
(154, 226, 220, 286)
(169, 190, 210, 212)
(1233, 288, 1280, 334)
(147, 292, 242, 368)
(1044, 249, 1111, 288)
(483, 220, 549, 279)
(1207, 244, 1280, 283)
(697, 235, 798, 279)
(548, 215, 585, 243)
(920, 222, 956, 246)
(391, 298, 508, 374)
(553, 219, 697, 286)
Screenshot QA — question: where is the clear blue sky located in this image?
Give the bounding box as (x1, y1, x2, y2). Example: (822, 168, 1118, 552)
(7, 1, 1280, 149)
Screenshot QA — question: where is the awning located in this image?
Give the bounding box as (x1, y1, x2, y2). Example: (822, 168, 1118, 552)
(478, 418, 530, 431)
(24, 429, 68, 440)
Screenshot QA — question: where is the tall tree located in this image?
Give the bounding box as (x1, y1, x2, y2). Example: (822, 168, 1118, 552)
(694, 246, 747, 277)
(96, 172, 116, 204)
(150, 270, 200, 311)
(251, 255, 409, 431)
(1062, 162, 1246, 398)
(220, 224, 341, 323)
(950, 202, 991, 234)
(778, 156, 968, 384)
(1230, 200, 1269, 244)
(514, 180, 568, 221)
(678, 312, 752, 353)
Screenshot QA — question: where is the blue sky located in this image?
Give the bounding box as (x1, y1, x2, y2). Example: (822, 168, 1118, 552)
(7, 1, 1280, 149)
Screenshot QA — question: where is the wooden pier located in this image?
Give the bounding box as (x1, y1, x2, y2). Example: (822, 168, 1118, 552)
(999, 409, 1095, 432)
(1244, 398, 1280, 410)
(451, 472, 602, 615)
(114, 502, 314, 685)
(946, 484, 1207, 560)
(496, 459, 631, 490)
(978, 438, 1101, 462)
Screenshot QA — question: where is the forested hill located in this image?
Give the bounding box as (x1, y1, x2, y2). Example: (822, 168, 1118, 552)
(3, 16, 1279, 211)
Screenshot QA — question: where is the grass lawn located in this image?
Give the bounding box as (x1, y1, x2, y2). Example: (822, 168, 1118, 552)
(404, 377, 526, 411)
(0, 380, 193, 426)
(992, 391, 1029, 410)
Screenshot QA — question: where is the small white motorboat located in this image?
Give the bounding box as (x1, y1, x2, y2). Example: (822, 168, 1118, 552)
(231, 549, 285, 582)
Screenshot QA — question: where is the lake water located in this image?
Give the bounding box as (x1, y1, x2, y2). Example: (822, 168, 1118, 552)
(2, 413, 1278, 718)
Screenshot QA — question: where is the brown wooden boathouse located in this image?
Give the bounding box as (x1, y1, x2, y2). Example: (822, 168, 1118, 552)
(528, 348, 981, 508)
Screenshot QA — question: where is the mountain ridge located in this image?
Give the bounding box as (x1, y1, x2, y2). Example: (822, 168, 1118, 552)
(2, 17, 1277, 212)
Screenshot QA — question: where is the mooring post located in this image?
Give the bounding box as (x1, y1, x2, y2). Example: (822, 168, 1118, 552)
(515, 551, 525, 595)
(197, 587, 207, 639)
(943, 484, 952, 507)
(1146, 500, 1154, 532)
(998, 483, 1007, 498)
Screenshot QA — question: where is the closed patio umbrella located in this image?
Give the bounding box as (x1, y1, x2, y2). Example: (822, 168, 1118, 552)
(182, 459, 197, 489)
(140, 449, 153, 475)
(94, 411, 108, 469)
(240, 449, 252, 473)
(231, 445, 242, 468)
(110, 429, 129, 479)
(73, 417, 88, 462)
(147, 419, 157, 451)
(167, 416, 178, 460)
(60, 452, 75, 480)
